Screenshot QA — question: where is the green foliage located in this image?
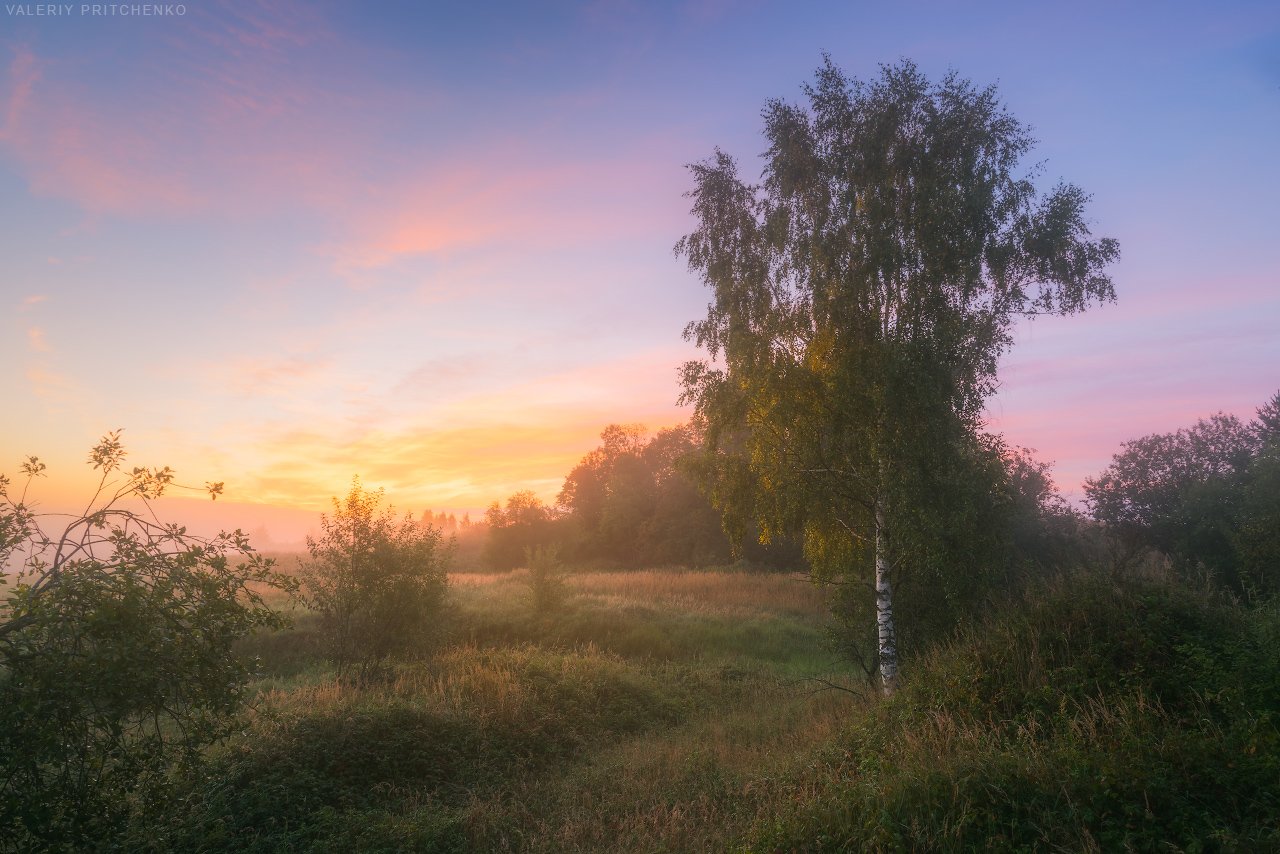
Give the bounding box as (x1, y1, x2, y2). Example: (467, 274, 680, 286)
(1086, 393, 1280, 598)
(0, 432, 291, 850)
(558, 423, 733, 568)
(149, 646, 688, 852)
(750, 574, 1280, 851)
(482, 489, 559, 570)
(1237, 442, 1280, 589)
(525, 543, 570, 615)
(677, 57, 1118, 683)
(105, 561, 1280, 852)
(300, 479, 450, 677)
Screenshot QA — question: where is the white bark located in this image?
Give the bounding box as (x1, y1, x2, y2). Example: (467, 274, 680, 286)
(874, 501, 899, 696)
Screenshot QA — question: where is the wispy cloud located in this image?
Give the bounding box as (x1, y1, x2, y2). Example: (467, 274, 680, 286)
(24, 365, 74, 400)
(220, 353, 334, 398)
(0, 46, 39, 142)
(325, 136, 688, 276)
(26, 326, 51, 353)
(0, 9, 370, 217)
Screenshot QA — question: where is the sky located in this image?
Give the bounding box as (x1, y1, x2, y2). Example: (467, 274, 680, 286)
(2, 0, 1278, 546)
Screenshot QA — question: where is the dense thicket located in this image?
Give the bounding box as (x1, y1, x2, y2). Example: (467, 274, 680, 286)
(1086, 390, 1280, 599)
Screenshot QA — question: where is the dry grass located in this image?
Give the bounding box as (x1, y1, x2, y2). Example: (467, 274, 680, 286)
(206, 564, 858, 852)
(451, 567, 829, 619)
(570, 568, 828, 618)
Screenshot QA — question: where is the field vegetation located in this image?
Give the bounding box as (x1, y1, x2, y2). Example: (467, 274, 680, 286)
(125, 564, 855, 852)
(5, 397, 1280, 851)
(106, 559, 1277, 853)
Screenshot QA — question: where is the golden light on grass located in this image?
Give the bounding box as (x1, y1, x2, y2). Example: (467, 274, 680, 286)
(566, 569, 829, 618)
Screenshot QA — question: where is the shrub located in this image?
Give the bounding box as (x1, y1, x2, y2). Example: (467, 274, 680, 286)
(299, 479, 450, 677)
(0, 432, 291, 849)
(526, 543, 569, 615)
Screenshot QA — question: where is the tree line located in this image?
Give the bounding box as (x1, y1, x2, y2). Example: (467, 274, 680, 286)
(480, 422, 801, 572)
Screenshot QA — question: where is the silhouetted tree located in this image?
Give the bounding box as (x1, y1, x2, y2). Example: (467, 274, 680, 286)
(1086, 394, 1280, 598)
(558, 424, 732, 567)
(1003, 446, 1093, 572)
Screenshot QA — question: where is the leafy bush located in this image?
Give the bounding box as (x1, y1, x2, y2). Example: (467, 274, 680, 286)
(0, 432, 291, 849)
(300, 480, 451, 678)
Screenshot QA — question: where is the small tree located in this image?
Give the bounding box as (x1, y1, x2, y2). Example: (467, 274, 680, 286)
(0, 432, 291, 849)
(299, 479, 450, 677)
(525, 544, 569, 615)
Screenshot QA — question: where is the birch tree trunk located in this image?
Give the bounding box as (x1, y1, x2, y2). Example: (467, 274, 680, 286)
(874, 501, 899, 696)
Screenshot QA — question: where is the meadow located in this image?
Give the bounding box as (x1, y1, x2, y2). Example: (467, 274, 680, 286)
(128, 561, 1280, 852)
(137, 564, 850, 853)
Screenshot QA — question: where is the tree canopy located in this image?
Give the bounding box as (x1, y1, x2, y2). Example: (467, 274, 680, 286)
(558, 423, 732, 568)
(678, 58, 1118, 691)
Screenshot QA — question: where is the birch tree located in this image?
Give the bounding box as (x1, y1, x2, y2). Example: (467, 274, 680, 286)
(677, 59, 1118, 694)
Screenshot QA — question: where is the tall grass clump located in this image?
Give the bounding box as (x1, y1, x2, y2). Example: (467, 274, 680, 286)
(752, 573, 1280, 851)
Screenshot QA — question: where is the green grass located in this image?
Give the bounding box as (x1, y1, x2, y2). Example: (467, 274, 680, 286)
(129, 568, 854, 852)
(125, 566, 1280, 852)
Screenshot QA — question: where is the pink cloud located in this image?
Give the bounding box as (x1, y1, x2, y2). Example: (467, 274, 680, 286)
(2, 15, 685, 269)
(0, 46, 38, 142)
(0, 12, 373, 218)
(327, 135, 690, 275)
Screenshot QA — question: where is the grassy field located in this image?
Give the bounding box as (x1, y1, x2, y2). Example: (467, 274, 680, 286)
(143, 565, 858, 852)
(136, 563, 1280, 852)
